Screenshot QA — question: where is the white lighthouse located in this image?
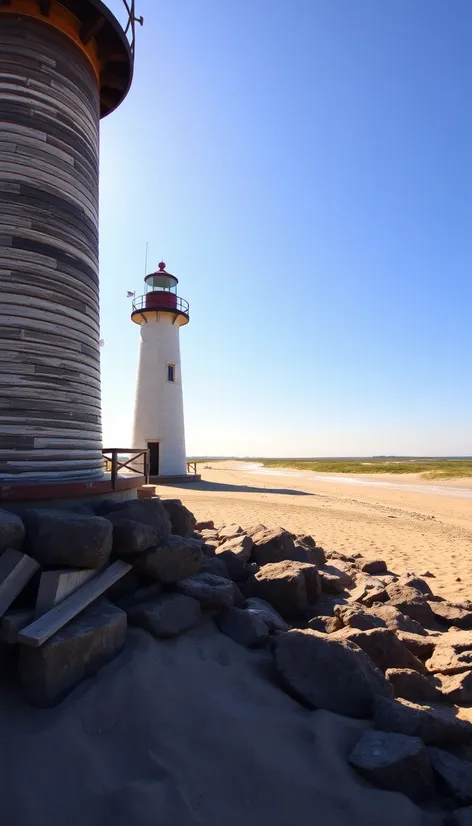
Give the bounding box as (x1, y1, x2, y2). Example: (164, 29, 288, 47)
(131, 262, 189, 479)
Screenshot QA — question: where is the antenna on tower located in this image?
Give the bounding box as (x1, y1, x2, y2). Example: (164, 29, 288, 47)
(144, 241, 149, 276)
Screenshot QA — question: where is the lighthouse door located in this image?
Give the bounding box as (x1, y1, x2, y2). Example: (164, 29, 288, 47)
(148, 441, 160, 476)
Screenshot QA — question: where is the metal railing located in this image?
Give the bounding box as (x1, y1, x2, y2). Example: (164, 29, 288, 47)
(132, 294, 190, 316)
(102, 448, 149, 489)
(121, 1, 143, 58)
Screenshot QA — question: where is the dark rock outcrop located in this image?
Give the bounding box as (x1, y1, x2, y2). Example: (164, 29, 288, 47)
(19, 601, 127, 707)
(126, 593, 201, 638)
(136, 537, 203, 583)
(0, 509, 25, 552)
(162, 499, 196, 537)
(349, 729, 433, 801)
(25, 509, 112, 569)
(273, 628, 392, 718)
(177, 573, 236, 609)
(244, 560, 320, 618)
(385, 668, 443, 703)
(374, 697, 472, 746)
(216, 607, 269, 648)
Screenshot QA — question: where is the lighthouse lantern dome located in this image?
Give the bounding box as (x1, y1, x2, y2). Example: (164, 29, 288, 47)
(145, 262, 179, 293)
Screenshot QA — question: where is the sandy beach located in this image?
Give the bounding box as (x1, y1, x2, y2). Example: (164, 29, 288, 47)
(157, 461, 472, 602)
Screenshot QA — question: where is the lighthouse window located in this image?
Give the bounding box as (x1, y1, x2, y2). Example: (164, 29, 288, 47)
(167, 364, 175, 382)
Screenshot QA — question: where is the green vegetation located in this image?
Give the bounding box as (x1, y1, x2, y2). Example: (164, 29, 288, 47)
(259, 458, 472, 480)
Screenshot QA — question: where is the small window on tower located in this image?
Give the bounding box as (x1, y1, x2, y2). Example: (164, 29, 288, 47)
(167, 364, 175, 382)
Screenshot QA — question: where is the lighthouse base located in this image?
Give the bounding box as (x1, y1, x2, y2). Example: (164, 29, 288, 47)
(0, 474, 145, 512)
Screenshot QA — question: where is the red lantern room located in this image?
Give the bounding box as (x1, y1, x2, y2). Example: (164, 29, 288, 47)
(131, 262, 189, 326)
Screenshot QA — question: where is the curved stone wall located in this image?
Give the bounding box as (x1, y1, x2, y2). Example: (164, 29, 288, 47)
(0, 17, 103, 480)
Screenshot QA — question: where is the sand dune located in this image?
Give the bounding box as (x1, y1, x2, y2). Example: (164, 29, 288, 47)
(159, 462, 472, 602)
(0, 622, 429, 826)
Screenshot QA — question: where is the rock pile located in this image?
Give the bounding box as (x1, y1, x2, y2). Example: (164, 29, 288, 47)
(0, 501, 471, 821)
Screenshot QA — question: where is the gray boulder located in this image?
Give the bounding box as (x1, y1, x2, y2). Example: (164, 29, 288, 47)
(245, 523, 267, 538)
(162, 499, 196, 537)
(427, 643, 472, 676)
(295, 537, 326, 566)
(177, 573, 235, 609)
(25, 509, 112, 569)
(273, 628, 392, 718)
(250, 528, 297, 566)
(195, 520, 215, 531)
(126, 593, 201, 639)
(349, 729, 434, 801)
(232, 582, 246, 608)
(19, 600, 127, 707)
(428, 748, 472, 805)
(335, 606, 386, 631)
(244, 560, 320, 619)
(431, 602, 472, 631)
(107, 499, 171, 545)
(216, 607, 269, 648)
(385, 668, 444, 703)
(136, 537, 203, 583)
(337, 604, 428, 635)
(218, 524, 243, 541)
(437, 671, 472, 705)
(397, 631, 438, 660)
(308, 615, 343, 634)
(359, 559, 388, 575)
(107, 514, 158, 556)
(245, 597, 290, 632)
(0, 509, 25, 552)
(319, 571, 346, 594)
(217, 534, 253, 562)
(200, 529, 220, 542)
(335, 628, 427, 674)
(368, 604, 428, 635)
(453, 807, 472, 826)
(217, 550, 247, 582)
(105, 570, 144, 603)
(116, 582, 163, 609)
(374, 696, 472, 745)
(200, 556, 231, 579)
(396, 575, 434, 597)
(385, 583, 438, 628)
(321, 563, 355, 589)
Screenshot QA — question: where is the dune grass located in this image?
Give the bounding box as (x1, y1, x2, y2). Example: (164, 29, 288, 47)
(259, 458, 472, 480)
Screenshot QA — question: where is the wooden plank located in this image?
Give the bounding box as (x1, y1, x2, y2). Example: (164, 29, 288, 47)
(18, 561, 132, 647)
(0, 549, 40, 616)
(35, 567, 98, 618)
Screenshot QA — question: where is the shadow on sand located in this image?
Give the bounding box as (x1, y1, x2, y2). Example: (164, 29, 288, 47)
(163, 480, 314, 496)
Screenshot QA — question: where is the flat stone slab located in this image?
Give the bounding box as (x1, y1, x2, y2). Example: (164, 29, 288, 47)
(19, 600, 127, 707)
(349, 729, 433, 801)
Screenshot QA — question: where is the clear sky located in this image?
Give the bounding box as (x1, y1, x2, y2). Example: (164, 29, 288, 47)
(99, 0, 472, 457)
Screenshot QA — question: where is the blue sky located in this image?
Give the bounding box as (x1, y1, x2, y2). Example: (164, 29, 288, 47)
(99, 0, 472, 457)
